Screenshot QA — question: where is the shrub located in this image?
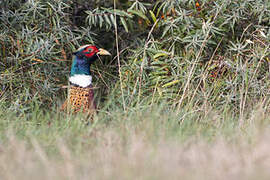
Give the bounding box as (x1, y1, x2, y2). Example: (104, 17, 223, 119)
(0, 0, 269, 114)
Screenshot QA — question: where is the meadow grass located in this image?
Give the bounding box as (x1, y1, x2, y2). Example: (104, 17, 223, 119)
(0, 101, 270, 179)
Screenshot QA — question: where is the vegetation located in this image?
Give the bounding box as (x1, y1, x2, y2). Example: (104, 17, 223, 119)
(0, 0, 270, 179)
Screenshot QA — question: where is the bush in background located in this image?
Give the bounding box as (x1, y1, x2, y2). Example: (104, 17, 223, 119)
(0, 0, 270, 116)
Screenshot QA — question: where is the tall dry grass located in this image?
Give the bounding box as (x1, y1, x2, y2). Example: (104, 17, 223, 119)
(0, 107, 270, 180)
(1, 131, 270, 180)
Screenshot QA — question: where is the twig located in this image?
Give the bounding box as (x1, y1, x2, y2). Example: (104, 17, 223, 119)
(114, 0, 126, 112)
(176, 4, 224, 112)
(137, 19, 159, 103)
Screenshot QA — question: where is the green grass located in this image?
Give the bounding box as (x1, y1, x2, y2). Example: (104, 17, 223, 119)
(1, 102, 270, 179)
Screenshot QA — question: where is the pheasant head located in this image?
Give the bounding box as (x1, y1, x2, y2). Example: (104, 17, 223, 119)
(69, 45, 111, 87)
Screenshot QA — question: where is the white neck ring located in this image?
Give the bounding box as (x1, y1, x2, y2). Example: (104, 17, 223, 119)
(69, 74, 92, 88)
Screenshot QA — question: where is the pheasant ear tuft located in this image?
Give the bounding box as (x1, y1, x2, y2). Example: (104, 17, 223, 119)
(73, 50, 84, 58)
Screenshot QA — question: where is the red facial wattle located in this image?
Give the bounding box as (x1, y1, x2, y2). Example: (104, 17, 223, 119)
(82, 46, 99, 58)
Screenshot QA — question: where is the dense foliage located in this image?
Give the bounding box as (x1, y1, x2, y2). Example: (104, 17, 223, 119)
(1, 0, 270, 115)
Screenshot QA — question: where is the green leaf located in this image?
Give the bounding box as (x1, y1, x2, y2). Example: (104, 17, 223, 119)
(114, 9, 133, 18)
(110, 14, 116, 27)
(120, 17, 129, 32)
(104, 15, 112, 28)
(99, 15, 104, 28)
(162, 25, 171, 38)
(149, 10, 157, 23)
(153, 52, 169, 59)
(162, 80, 180, 88)
(127, 9, 150, 24)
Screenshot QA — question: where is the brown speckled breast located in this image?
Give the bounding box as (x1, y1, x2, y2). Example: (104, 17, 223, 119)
(61, 85, 96, 114)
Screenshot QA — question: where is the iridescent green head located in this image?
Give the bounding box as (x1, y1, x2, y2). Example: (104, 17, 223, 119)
(70, 45, 111, 76)
(69, 45, 111, 87)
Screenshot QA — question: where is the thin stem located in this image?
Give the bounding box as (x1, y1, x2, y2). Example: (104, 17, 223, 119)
(137, 19, 159, 103)
(176, 4, 224, 112)
(114, 0, 126, 112)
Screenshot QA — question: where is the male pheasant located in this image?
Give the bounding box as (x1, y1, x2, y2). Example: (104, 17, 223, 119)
(61, 45, 111, 114)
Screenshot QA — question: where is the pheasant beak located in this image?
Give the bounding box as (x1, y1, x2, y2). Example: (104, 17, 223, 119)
(97, 48, 111, 56)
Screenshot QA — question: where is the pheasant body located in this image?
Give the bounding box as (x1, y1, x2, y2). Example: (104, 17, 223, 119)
(62, 85, 96, 113)
(61, 44, 110, 114)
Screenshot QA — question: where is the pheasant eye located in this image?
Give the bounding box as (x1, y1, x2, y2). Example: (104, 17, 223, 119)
(84, 47, 92, 53)
(87, 47, 93, 52)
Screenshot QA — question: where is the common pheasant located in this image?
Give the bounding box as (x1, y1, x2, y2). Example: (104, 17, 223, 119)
(61, 45, 111, 114)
